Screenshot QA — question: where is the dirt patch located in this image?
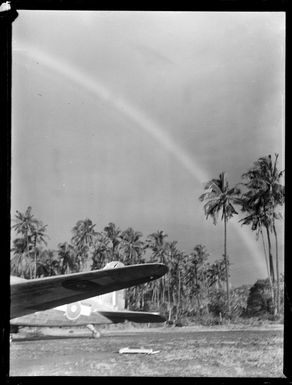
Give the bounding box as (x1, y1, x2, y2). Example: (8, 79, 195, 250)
(9, 327, 284, 377)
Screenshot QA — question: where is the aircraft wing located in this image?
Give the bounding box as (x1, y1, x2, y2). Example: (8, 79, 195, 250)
(10, 263, 167, 319)
(98, 310, 166, 323)
(10, 309, 166, 327)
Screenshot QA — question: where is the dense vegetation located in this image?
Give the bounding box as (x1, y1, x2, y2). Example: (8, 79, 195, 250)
(11, 154, 284, 323)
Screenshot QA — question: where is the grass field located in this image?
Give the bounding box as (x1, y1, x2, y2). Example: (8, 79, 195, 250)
(9, 325, 284, 377)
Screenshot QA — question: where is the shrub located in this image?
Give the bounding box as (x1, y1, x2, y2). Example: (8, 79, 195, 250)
(244, 278, 273, 316)
(244, 278, 284, 317)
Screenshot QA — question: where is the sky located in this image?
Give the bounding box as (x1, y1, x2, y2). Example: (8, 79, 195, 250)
(11, 11, 285, 286)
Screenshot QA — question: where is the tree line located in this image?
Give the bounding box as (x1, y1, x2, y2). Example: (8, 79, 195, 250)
(11, 154, 284, 322)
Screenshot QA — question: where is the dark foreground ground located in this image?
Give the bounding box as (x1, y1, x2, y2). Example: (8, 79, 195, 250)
(9, 325, 284, 377)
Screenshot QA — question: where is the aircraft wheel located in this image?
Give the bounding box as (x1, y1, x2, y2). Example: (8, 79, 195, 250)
(86, 324, 101, 338)
(93, 330, 101, 339)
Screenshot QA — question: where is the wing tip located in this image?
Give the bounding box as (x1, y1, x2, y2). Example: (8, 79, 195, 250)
(155, 263, 168, 277)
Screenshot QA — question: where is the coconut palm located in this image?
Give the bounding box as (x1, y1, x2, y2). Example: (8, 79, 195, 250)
(11, 238, 31, 278)
(31, 223, 48, 278)
(165, 241, 186, 321)
(187, 245, 209, 313)
(239, 207, 270, 276)
(239, 202, 274, 306)
(146, 230, 168, 262)
(12, 207, 37, 248)
(199, 172, 241, 316)
(120, 228, 145, 308)
(120, 227, 144, 265)
(146, 230, 168, 306)
(11, 237, 27, 254)
(91, 231, 113, 269)
(12, 206, 48, 278)
(164, 240, 178, 320)
(103, 222, 122, 260)
(207, 259, 227, 290)
(35, 249, 59, 277)
(240, 154, 285, 314)
(57, 242, 77, 274)
(71, 218, 97, 271)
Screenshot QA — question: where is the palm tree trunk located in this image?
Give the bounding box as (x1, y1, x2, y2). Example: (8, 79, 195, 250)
(265, 225, 276, 314)
(34, 235, 37, 278)
(141, 285, 145, 309)
(260, 228, 270, 279)
(162, 276, 165, 303)
(157, 283, 160, 308)
(168, 277, 171, 321)
(273, 223, 280, 315)
(265, 226, 275, 282)
(203, 271, 209, 314)
(34, 252, 37, 278)
(194, 266, 201, 313)
(172, 291, 176, 316)
(224, 216, 230, 317)
(177, 269, 181, 319)
(25, 232, 32, 279)
(151, 283, 155, 304)
(261, 228, 274, 311)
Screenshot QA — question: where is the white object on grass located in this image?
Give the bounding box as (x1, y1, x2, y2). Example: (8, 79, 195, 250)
(119, 347, 160, 354)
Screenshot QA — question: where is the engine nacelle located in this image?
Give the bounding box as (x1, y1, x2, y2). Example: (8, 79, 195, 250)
(103, 261, 125, 270)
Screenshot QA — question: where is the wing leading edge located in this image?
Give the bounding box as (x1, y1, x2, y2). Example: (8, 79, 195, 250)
(10, 263, 167, 319)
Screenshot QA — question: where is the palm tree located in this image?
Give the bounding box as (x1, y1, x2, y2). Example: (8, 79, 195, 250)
(199, 172, 241, 316)
(91, 232, 112, 269)
(57, 242, 77, 274)
(164, 240, 179, 320)
(239, 208, 270, 277)
(11, 238, 31, 278)
(165, 242, 186, 321)
(187, 245, 209, 314)
(120, 227, 144, 265)
(36, 249, 60, 277)
(31, 223, 48, 278)
(146, 230, 168, 262)
(103, 222, 122, 260)
(146, 230, 168, 306)
(207, 259, 227, 290)
(71, 219, 97, 271)
(12, 206, 48, 278)
(120, 228, 145, 308)
(12, 207, 37, 250)
(240, 154, 285, 314)
(205, 259, 228, 319)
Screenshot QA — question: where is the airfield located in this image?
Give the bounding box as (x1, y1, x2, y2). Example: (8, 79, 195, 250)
(10, 324, 284, 377)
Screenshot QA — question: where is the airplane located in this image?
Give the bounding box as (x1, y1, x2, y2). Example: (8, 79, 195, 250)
(10, 261, 168, 338)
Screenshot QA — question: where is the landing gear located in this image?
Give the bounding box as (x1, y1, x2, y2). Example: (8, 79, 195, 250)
(86, 324, 101, 339)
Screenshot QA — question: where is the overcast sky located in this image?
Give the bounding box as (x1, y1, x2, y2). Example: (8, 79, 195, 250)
(11, 11, 285, 286)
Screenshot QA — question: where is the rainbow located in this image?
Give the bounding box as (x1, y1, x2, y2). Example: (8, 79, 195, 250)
(14, 44, 267, 276)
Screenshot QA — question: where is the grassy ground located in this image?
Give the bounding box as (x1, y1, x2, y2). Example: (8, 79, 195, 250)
(9, 325, 284, 377)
